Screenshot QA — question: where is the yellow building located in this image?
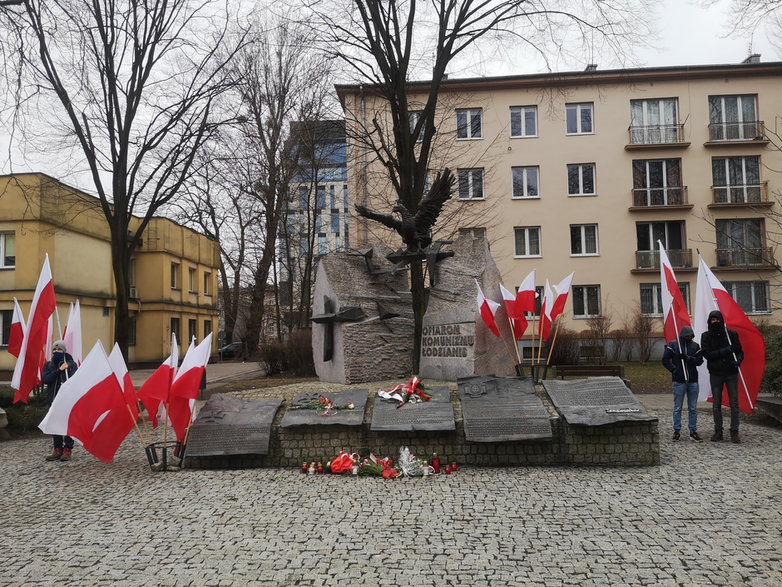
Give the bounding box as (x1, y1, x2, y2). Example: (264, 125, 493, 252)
(0, 173, 218, 373)
(337, 58, 782, 343)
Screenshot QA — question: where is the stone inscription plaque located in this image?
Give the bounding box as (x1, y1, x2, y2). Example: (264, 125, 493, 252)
(420, 324, 474, 359)
(543, 377, 657, 426)
(458, 375, 552, 442)
(185, 394, 282, 457)
(370, 386, 455, 432)
(280, 389, 368, 428)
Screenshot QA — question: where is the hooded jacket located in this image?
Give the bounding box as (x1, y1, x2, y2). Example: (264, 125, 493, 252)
(662, 325, 704, 383)
(700, 310, 743, 375)
(41, 351, 78, 405)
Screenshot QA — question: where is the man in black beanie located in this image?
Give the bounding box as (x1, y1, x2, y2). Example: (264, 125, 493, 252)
(700, 310, 743, 442)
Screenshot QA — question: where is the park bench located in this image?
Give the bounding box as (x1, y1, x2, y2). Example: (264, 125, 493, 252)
(551, 364, 630, 388)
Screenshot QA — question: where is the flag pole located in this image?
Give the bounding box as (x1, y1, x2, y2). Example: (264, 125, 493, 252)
(545, 317, 563, 366)
(507, 317, 522, 364)
(124, 404, 147, 450)
(54, 305, 63, 340)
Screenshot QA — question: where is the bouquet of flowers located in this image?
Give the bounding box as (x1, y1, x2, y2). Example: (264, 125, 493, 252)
(377, 376, 431, 408)
(289, 395, 355, 417)
(397, 446, 431, 477)
(358, 453, 399, 479)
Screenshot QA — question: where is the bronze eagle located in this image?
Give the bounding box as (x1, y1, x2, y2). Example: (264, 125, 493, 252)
(354, 168, 455, 252)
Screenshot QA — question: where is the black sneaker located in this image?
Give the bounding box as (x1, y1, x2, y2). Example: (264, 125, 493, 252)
(730, 430, 740, 443)
(690, 431, 703, 442)
(673, 431, 680, 441)
(711, 430, 723, 442)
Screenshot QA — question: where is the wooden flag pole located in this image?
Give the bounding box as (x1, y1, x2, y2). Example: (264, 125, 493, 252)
(546, 317, 563, 366)
(507, 317, 522, 364)
(125, 404, 147, 449)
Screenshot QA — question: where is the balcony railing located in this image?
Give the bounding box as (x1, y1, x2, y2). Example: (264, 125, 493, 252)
(715, 247, 773, 267)
(712, 182, 768, 205)
(708, 121, 766, 142)
(628, 123, 686, 145)
(635, 248, 692, 269)
(632, 186, 688, 207)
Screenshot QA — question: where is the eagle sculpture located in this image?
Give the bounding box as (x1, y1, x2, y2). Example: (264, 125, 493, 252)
(354, 168, 455, 252)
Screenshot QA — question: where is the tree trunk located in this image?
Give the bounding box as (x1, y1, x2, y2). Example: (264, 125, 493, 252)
(110, 235, 131, 361)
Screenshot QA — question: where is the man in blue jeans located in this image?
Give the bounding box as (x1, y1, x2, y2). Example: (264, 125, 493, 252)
(662, 325, 704, 442)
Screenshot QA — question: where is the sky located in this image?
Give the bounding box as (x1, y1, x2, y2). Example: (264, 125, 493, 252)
(0, 0, 779, 191)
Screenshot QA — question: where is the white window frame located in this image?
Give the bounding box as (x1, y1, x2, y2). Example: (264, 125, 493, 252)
(456, 108, 482, 139)
(711, 156, 762, 204)
(566, 102, 594, 135)
(512, 166, 540, 199)
(509, 105, 537, 138)
(630, 98, 679, 144)
(572, 285, 601, 318)
(640, 282, 690, 317)
(514, 226, 542, 258)
(570, 224, 599, 256)
(708, 94, 758, 141)
(458, 168, 484, 200)
(722, 281, 770, 314)
(170, 262, 180, 289)
(567, 163, 596, 196)
(188, 267, 197, 293)
(203, 272, 211, 296)
(409, 110, 424, 142)
(0, 232, 15, 268)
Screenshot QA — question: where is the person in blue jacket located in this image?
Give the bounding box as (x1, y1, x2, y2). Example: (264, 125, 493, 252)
(41, 340, 78, 461)
(662, 325, 704, 442)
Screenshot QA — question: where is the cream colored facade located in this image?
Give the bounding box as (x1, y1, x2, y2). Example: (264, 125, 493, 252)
(0, 173, 218, 372)
(338, 60, 782, 341)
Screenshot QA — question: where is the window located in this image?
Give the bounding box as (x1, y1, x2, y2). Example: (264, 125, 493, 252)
(570, 224, 598, 256)
(331, 210, 340, 233)
(635, 221, 685, 268)
(329, 185, 336, 209)
(409, 110, 426, 142)
(510, 106, 537, 137)
(204, 320, 212, 337)
(572, 285, 600, 317)
(0, 233, 15, 268)
(630, 98, 679, 144)
(317, 233, 327, 255)
(566, 102, 593, 134)
(514, 226, 541, 257)
(0, 309, 12, 346)
(456, 108, 482, 139)
(722, 281, 770, 314)
(458, 168, 484, 200)
(203, 272, 211, 296)
(170, 263, 180, 289)
(712, 156, 762, 204)
(640, 282, 690, 316)
(716, 218, 765, 266)
(188, 267, 196, 292)
(567, 164, 595, 196)
(316, 186, 326, 209)
(298, 186, 308, 210)
(458, 227, 487, 240)
(188, 319, 197, 342)
(170, 317, 180, 344)
(632, 159, 684, 206)
(708, 94, 759, 141)
(512, 166, 539, 199)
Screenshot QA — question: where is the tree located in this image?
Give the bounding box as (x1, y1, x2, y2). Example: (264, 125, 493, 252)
(312, 0, 650, 371)
(0, 0, 245, 358)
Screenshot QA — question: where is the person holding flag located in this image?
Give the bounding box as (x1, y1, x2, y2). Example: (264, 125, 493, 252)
(661, 326, 704, 442)
(41, 340, 78, 461)
(700, 310, 744, 443)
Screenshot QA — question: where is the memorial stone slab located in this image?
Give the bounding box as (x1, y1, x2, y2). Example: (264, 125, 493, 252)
(458, 375, 553, 442)
(542, 377, 657, 426)
(185, 394, 282, 457)
(370, 386, 455, 432)
(280, 388, 368, 427)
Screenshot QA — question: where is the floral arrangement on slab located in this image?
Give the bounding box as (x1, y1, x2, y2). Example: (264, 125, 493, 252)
(377, 376, 431, 408)
(288, 395, 355, 416)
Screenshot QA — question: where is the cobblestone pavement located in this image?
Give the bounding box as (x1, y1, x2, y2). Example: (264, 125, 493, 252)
(2, 408, 780, 586)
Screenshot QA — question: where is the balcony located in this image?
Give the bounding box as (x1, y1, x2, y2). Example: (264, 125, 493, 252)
(634, 248, 693, 271)
(715, 247, 775, 268)
(625, 124, 690, 150)
(710, 182, 772, 208)
(630, 186, 691, 210)
(705, 121, 769, 146)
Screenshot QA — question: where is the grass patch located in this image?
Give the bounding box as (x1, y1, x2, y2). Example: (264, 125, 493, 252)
(618, 361, 671, 394)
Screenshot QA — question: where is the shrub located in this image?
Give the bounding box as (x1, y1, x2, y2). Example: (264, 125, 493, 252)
(609, 329, 631, 362)
(258, 341, 288, 376)
(257, 329, 315, 377)
(549, 328, 581, 365)
(762, 330, 782, 397)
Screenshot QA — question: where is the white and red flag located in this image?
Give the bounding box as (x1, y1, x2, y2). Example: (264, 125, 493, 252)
(137, 333, 179, 428)
(12, 255, 56, 403)
(550, 272, 575, 322)
(168, 333, 212, 441)
(500, 283, 527, 339)
(476, 280, 501, 337)
(63, 300, 83, 365)
(539, 280, 555, 341)
(694, 256, 765, 412)
(516, 270, 537, 315)
(8, 297, 26, 358)
(108, 342, 138, 418)
(659, 241, 691, 343)
(39, 341, 133, 462)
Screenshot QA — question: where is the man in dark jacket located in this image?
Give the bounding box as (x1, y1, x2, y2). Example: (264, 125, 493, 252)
(700, 310, 743, 443)
(662, 325, 704, 442)
(41, 340, 78, 461)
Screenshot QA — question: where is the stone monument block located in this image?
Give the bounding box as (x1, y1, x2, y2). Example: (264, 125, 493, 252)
(419, 234, 515, 380)
(312, 245, 414, 384)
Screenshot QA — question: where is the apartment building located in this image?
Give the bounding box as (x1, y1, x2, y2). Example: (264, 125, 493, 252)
(0, 173, 219, 372)
(337, 57, 782, 345)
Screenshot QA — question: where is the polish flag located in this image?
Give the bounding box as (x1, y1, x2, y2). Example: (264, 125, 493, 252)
(516, 270, 537, 314)
(63, 300, 83, 365)
(476, 280, 501, 337)
(539, 280, 555, 341)
(137, 333, 179, 428)
(12, 255, 56, 403)
(659, 241, 691, 343)
(500, 283, 527, 339)
(8, 297, 26, 357)
(168, 333, 212, 441)
(108, 343, 138, 418)
(694, 256, 765, 412)
(550, 272, 575, 322)
(39, 341, 132, 462)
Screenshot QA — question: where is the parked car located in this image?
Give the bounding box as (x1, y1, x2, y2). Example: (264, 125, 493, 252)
(218, 341, 242, 360)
